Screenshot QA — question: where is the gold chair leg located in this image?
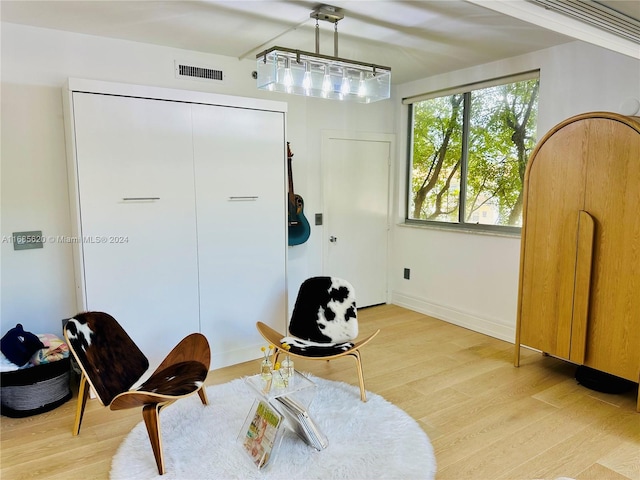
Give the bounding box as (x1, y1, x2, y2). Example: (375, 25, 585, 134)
(197, 386, 209, 406)
(351, 350, 367, 402)
(73, 373, 90, 435)
(142, 403, 166, 475)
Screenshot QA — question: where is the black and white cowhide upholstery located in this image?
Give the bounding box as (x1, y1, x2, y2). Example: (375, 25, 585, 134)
(282, 277, 358, 357)
(64, 312, 149, 405)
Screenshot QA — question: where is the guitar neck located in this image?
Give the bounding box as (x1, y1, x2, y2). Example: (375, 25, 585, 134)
(287, 155, 295, 196)
(287, 142, 296, 198)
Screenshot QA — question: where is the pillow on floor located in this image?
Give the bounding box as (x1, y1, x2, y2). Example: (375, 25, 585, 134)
(1, 324, 45, 367)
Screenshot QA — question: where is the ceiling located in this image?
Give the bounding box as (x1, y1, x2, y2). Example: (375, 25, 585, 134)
(0, 1, 637, 84)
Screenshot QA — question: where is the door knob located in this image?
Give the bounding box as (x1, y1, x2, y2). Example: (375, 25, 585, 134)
(329, 236, 337, 243)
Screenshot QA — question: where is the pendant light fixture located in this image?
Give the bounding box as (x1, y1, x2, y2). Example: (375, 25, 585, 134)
(255, 5, 391, 103)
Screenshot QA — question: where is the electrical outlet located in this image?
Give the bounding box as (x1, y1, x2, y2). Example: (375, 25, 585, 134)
(403, 268, 410, 280)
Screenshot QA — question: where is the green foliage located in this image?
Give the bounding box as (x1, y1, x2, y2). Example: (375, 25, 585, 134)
(411, 94, 463, 221)
(409, 78, 539, 227)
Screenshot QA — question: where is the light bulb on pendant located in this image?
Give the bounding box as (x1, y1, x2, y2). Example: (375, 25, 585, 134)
(340, 68, 351, 96)
(302, 62, 312, 94)
(358, 72, 367, 97)
(283, 57, 293, 92)
(322, 65, 332, 96)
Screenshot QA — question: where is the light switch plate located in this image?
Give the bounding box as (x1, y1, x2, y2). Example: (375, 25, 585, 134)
(12, 231, 44, 250)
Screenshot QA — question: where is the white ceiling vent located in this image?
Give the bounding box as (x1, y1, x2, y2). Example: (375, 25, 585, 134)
(175, 61, 225, 83)
(526, 0, 640, 43)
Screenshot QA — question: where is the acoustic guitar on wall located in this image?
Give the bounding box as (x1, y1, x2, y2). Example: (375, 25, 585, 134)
(287, 142, 310, 246)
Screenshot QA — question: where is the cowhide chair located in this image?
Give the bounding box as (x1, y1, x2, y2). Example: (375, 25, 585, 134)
(63, 311, 210, 475)
(257, 276, 379, 402)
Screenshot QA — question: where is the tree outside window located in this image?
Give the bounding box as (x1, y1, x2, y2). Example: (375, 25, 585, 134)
(408, 75, 539, 230)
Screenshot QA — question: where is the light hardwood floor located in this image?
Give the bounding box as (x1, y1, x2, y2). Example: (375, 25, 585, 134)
(1, 305, 638, 479)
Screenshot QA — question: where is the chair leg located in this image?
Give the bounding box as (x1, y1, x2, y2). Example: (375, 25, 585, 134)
(142, 403, 167, 475)
(197, 386, 209, 406)
(350, 350, 368, 402)
(72, 373, 90, 435)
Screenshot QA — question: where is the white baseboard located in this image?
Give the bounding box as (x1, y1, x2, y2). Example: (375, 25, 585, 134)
(391, 291, 515, 344)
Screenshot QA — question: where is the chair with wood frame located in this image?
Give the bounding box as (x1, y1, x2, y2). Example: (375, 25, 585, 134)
(63, 311, 210, 475)
(257, 276, 379, 402)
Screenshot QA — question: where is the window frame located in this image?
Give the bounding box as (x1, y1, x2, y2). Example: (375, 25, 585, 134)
(404, 71, 540, 235)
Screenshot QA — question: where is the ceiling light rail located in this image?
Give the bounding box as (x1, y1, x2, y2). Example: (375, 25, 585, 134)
(255, 5, 391, 103)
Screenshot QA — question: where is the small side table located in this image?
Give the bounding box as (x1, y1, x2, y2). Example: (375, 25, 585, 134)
(242, 371, 327, 459)
(245, 370, 317, 410)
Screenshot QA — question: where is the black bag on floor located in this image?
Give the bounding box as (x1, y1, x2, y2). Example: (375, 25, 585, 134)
(575, 365, 636, 394)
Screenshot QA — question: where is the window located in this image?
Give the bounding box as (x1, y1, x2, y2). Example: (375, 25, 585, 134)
(406, 73, 539, 231)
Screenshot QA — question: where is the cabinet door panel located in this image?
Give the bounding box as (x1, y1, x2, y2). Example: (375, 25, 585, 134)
(192, 104, 286, 369)
(518, 122, 587, 359)
(583, 119, 640, 381)
(72, 93, 200, 367)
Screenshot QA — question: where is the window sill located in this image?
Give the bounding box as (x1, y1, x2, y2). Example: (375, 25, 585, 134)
(397, 220, 521, 239)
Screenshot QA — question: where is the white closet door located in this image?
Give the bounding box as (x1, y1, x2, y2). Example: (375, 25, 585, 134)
(72, 93, 200, 368)
(192, 104, 287, 369)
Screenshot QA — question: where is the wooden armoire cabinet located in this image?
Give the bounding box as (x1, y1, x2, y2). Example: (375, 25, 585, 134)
(515, 112, 640, 410)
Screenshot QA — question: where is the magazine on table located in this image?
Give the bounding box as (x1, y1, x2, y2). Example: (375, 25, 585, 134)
(240, 400, 283, 469)
(274, 395, 328, 451)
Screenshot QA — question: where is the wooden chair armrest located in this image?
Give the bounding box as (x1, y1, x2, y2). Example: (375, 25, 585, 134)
(352, 329, 380, 350)
(110, 391, 178, 410)
(110, 361, 208, 410)
(256, 322, 380, 360)
(152, 333, 210, 376)
(256, 321, 286, 347)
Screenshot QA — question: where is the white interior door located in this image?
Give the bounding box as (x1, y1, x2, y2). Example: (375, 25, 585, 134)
(322, 132, 393, 307)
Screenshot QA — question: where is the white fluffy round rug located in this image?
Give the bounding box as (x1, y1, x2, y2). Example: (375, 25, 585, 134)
(110, 375, 436, 480)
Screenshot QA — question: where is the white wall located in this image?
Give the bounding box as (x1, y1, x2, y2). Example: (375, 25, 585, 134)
(0, 22, 393, 336)
(2, 22, 638, 347)
(391, 41, 640, 342)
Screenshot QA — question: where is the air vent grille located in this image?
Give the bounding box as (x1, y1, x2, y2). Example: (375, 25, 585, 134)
(175, 62, 224, 82)
(526, 0, 640, 43)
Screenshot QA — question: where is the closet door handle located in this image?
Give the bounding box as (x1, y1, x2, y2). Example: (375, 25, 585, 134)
(122, 197, 160, 201)
(228, 196, 258, 201)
